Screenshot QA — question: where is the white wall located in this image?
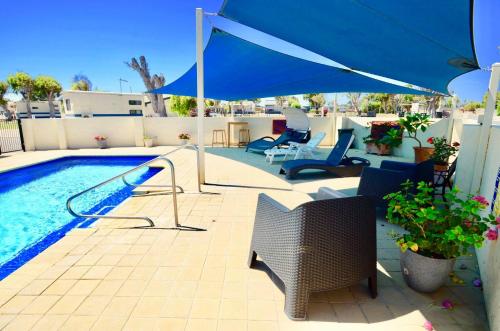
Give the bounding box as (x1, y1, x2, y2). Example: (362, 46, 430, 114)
(342, 117, 452, 159)
(22, 116, 335, 151)
(455, 124, 500, 331)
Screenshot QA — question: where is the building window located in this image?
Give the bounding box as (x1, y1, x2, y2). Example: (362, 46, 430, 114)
(65, 99, 71, 111)
(129, 100, 142, 106)
(32, 106, 39, 110)
(129, 109, 143, 115)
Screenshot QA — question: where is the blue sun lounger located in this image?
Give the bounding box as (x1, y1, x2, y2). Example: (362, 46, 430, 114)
(279, 130, 370, 179)
(245, 129, 310, 153)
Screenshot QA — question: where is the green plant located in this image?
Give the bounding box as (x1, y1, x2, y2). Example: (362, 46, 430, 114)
(385, 181, 497, 259)
(178, 133, 191, 140)
(427, 137, 459, 165)
(362, 122, 402, 148)
(170, 95, 197, 117)
(398, 113, 431, 147)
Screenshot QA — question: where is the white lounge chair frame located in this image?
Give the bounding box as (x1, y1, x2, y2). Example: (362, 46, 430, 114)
(265, 132, 326, 164)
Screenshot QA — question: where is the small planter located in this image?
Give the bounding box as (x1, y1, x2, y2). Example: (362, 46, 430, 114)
(414, 146, 434, 163)
(434, 163, 448, 172)
(96, 140, 107, 149)
(180, 139, 189, 145)
(400, 250, 455, 293)
(144, 137, 155, 148)
(365, 142, 392, 155)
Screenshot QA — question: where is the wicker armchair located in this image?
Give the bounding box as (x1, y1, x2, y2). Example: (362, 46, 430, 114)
(248, 193, 377, 320)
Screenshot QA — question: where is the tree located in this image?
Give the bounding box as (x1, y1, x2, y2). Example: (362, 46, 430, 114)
(126, 56, 167, 117)
(34, 76, 62, 118)
(170, 95, 196, 116)
(287, 96, 301, 109)
(0, 81, 12, 119)
(463, 102, 482, 112)
(7, 72, 35, 117)
(347, 92, 362, 115)
(482, 91, 500, 115)
(304, 93, 325, 110)
(274, 96, 286, 107)
(71, 74, 92, 91)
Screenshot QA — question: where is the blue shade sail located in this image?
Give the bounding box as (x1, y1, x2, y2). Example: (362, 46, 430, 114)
(153, 29, 430, 100)
(219, 0, 479, 94)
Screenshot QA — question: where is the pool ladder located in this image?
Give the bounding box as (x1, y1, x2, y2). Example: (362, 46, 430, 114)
(66, 144, 202, 230)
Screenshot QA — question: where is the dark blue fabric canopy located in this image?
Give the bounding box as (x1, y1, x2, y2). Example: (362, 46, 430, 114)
(153, 29, 430, 100)
(219, 0, 479, 94)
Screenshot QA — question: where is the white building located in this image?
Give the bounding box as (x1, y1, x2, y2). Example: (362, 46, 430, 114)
(61, 90, 173, 117)
(15, 101, 61, 119)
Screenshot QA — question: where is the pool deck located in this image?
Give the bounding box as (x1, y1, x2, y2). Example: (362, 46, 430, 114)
(0, 147, 489, 331)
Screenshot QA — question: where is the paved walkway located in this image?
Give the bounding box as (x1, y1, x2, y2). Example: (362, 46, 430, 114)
(0, 147, 488, 330)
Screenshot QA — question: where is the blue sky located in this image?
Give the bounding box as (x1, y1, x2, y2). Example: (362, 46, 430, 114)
(2, 0, 498, 103)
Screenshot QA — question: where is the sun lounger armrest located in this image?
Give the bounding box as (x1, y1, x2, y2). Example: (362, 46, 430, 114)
(258, 136, 276, 142)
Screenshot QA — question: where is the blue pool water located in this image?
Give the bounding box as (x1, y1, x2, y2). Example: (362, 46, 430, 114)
(0, 156, 160, 279)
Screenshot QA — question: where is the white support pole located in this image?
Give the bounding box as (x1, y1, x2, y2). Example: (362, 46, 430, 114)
(332, 94, 338, 144)
(196, 8, 206, 184)
(446, 93, 457, 143)
(470, 63, 500, 194)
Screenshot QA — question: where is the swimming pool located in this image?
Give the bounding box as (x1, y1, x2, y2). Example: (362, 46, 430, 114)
(0, 156, 160, 279)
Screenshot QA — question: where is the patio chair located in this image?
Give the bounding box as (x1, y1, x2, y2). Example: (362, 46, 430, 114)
(357, 158, 434, 208)
(279, 130, 370, 179)
(434, 158, 457, 200)
(264, 132, 326, 164)
(246, 108, 311, 153)
(246, 128, 310, 153)
(248, 190, 377, 320)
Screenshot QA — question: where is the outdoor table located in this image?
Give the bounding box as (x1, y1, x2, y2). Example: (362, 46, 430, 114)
(227, 121, 248, 147)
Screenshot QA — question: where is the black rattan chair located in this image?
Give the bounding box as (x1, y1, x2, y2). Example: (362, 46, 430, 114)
(248, 193, 377, 320)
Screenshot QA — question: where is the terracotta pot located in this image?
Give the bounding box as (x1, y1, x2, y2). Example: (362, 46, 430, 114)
(414, 147, 434, 163)
(365, 142, 392, 155)
(434, 163, 448, 172)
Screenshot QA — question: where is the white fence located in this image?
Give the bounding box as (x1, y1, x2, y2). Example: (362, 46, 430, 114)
(21, 116, 336, 151)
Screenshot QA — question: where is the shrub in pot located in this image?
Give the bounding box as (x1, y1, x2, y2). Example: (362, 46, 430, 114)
(178, 133, 191, 145)
(363, 121, 402, 155)
(398, 113, 432, 163)
(428, 137, 460, 171)
(384, 181, 497, 292)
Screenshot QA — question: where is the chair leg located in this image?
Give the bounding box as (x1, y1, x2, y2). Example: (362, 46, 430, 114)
(284, 286, 309, 320)
(248, 250, 257, 268)
(368, 274, 378, 298)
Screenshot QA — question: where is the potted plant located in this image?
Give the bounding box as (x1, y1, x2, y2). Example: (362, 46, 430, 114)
(363, 121, 402, 155)
(398, 113, 432, 163)
(428, 137, 460, 171)
(385, 181, 497, 293)
(144, 136, 155, 148)
(94, 135, 107, 149)
(178, 133, 191, 145)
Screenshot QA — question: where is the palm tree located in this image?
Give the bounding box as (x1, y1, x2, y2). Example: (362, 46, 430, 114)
(71, 74, 92, 91)
(126, 56, 167, 117)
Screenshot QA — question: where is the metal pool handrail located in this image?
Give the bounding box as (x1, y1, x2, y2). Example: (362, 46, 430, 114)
(66, 144, 201, 228)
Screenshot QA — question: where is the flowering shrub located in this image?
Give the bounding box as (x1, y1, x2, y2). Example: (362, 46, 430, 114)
(94, 135, 107, 141)
(385, 181, 497, 259)
(427, 136, 459, 165)
(178, 133, 191, 140)
(362, 121, 403, 148)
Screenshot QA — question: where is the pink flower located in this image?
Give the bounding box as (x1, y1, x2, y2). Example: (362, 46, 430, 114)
(423, 320, 434, 331)
(496, 217, 500, 224)
(464, 220, 472, 228)
(441, 299, 454, 310)
(472, 196, 489, 207)
(487, 228, 498, 241)
(427, 137, 434, 144)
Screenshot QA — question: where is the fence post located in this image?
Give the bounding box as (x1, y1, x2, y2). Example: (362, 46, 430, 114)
(17, 119, 26, 152)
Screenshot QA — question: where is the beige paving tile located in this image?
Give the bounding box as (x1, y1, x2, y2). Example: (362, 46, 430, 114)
(132, 296, 166, 317)
(161, 298, 193, 318)
(157, 318, 187, 331)
(248, 320, 279, 331)
(91, 279, 124, 296)
(186, 318, 218, 331)
(82, 266, 113, 279)
(60, 315, 99, 331)
(332, 303, 367, 323)
(43, 279, 77, 295)
(33, 314, 69, 330)
(75, 295, 112, 315)
(116, 279, 147, 296)
(218, 319, 248, 331)
(3, 314, 41, 331)
(190, 298, 220, 319)
(102, 296, 139, 316)
(220, 298, 247, 320)
(47, 295, 86, 314)
(91, 315, 128, 331)
(248, 300, 277, 321)
(21, 295, 60, 314)
(19, 279, 53, 295)
(60, 266, 90, 279)
(0, 295, 36, 314)
(66, 279, 101, 296)
(143, 280, 174, 297)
